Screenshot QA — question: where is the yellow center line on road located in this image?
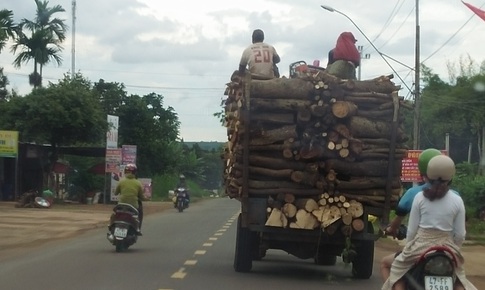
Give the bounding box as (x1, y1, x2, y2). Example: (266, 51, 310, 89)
(217, 229, 227, 232)
(194, 250, 206, 255)
(203, 242, 213, 247)
(209, 237, 217, 241)
(214, 232, 223, 236)
(184, 260, 197, 266)
(171, 267, 187, 279)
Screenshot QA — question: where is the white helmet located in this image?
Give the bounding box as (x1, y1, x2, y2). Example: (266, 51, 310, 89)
(426, 155, 455, 182)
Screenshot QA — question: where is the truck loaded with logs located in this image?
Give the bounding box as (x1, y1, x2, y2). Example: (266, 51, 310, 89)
(222, 63, 412, 279)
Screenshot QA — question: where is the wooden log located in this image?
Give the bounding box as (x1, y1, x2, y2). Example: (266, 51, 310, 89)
(250, 112, 295, 125)
(325, 159, 401, 177)
(265, 208, 287, 227)
(250, 125, 298, 145)
(342, 212, 353, 225)
(312, 206, 328, 222)
(347, 201, 364, 218)
(295, 198, 319, 212)
(250, 78, 315, 99)
(333, 123, 352, 139)
(321, 205, 342, 228)
(297, 107, 312, 123)
(248, 166, 293, 179)
(344, 79, 399, 94)
(349, 116, 406, 141)
(332, 101, 358, 119)
(336, 177, 402, 190)
(284, 193, 296, 203)
(246, 140, 302, 151)
(357, 109, 394, 120)
(342, 193, 384, 208)
(250, 98, 312, 112)
(249, 187, 322, 196)
(247, 155, 308, 171)
(291, 171, 318, 187)
(343, 188, 402, 197)
(310, 104, 328, 117)
(295, 209, 319, 229)
(245, 179, 312, 190)
(352, 218, 365, 232)
(282, 202, 297, 218)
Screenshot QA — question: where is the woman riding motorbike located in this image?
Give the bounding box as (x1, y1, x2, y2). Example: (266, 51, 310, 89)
(382, 155, 476, 290)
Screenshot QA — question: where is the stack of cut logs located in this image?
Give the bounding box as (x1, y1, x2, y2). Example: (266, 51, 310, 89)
(222, 69, 411, 232)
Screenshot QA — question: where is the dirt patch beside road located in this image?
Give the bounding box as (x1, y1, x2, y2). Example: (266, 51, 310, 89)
(0, 201, 173, 258)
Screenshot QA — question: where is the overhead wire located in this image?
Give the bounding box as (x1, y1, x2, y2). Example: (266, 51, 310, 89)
(370, 0, 404, 44)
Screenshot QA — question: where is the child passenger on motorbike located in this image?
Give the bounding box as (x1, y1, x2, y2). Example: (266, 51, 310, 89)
(114, 164, 149, 235)
(380, 148, 443, 281)
(381, 155, 476, 290)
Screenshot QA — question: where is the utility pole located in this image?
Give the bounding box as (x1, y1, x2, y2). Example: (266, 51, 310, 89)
(71, 0, 76, 76)
(413, 0, 421, 150)
(357, 45, 371, 81)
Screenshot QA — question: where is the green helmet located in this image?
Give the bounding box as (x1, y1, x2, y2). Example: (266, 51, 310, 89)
(418, 148, 442, 175)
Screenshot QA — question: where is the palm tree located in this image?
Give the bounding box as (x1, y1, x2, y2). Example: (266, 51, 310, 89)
(11, 0, 67, 88)
(0, 9, 18, 54)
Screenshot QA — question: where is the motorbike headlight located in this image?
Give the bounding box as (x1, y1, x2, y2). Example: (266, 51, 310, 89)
(424, 256, 454, 276)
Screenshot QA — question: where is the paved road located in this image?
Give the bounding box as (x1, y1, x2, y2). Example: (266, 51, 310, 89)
(0, 198, 483, 290)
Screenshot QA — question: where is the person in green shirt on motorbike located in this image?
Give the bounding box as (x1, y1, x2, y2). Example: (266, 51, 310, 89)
(114, 163, 149, 234)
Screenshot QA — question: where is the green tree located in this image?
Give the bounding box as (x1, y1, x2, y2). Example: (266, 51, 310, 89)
(94, 80, 181, 176)
(93, 79, 126, 115)
(419, 62, 485, 168)
(11, 0, 67, 88)
(0, 9, 18, 53)
(0, 67, 9, 101)
(1, 73, 107, 170)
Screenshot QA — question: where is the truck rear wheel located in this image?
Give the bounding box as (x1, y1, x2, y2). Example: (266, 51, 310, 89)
(234, 213, 254, 272)
(352, 222, 375, 279)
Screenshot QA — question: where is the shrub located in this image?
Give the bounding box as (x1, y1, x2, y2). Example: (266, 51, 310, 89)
(453, 162, 485, 217)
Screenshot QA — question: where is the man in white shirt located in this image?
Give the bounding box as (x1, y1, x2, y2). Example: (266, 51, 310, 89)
(239, 29, 280, 79)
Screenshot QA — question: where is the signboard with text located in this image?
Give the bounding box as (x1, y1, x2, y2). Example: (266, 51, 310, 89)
(0, 130, 19, 158)
(122, 145, 137, 165)
(106, 115, 119, 149)
(401, 149, 448, 182)
(138, 178, 152, 199)
(105, 149, 122, 173)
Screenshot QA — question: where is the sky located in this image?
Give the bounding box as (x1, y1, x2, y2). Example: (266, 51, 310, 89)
(1, 0, 485, 142)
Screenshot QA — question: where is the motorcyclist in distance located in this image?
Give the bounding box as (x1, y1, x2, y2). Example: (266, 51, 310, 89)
(175, 174, 190, 207)
(114, 164, 149, 235)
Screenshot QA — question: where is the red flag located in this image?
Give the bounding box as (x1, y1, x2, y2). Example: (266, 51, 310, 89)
(463, 1, 485, 22)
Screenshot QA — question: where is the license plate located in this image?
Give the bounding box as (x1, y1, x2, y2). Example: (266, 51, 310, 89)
(114, 227, 128, 238)
(425, 276, 453, 290)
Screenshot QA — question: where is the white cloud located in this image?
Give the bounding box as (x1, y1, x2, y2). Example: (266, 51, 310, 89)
(1, 0, 485, 141)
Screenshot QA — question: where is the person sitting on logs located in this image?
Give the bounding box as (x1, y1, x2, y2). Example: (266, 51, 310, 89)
(239, 29, 280, 79)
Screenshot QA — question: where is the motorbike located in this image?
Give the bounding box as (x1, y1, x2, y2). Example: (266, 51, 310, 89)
(404, 245, 457, 290)
(174, 187, 189, 212)
(106, 203, 140, 252)
(386, 225, 457, 290)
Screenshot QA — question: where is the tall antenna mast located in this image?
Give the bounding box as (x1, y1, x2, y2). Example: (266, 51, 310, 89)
(71, 0, 76, 76)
